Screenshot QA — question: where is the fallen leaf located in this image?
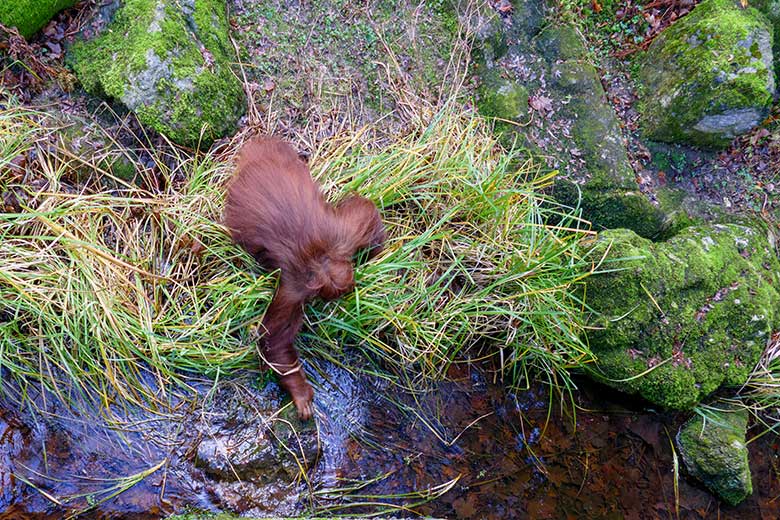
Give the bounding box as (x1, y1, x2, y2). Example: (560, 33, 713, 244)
(496, 0, 513, 14)
(529, 95, 553, 114)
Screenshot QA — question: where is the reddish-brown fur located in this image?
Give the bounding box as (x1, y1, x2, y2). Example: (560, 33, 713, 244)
(224, 137, 385, 419)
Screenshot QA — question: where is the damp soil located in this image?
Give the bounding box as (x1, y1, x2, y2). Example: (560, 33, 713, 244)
(1, 362, 779, 519)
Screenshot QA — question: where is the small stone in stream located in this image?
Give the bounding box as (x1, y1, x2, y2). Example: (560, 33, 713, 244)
(194, 393, 319, 482)
(677, 406, 753, 505)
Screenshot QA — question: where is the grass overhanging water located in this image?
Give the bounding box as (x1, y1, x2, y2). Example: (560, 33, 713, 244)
(0, 98, 596, 411)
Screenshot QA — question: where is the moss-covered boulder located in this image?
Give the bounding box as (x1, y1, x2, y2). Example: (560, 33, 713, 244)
(69, 0, 245, 147)
(585, 224, 780, 409)
(554, 181, 668, 239)
(545, 57, 667, 237)
(639, 0, 775, 148)
(477, 69, 530, 137)
(473, 4, 669, 238)
(677, 407, 753, 505)
(754, 0, 780, 80)
(0, 0, 76, 39)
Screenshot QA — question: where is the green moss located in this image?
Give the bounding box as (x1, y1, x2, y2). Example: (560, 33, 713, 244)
(69, 0, 245, 146)
(753, 0, 780, 81)
(0, 0, 76, 39)
(536, 24, 588, 62)
(585, 224, 780, 409)
(554, 179, 668, 239)
(470, 7, 507, 64)
(477, 72, 530, 125)
(655, 187, 698, 238)
(639, 0, 774, 148)
(677, 407, 753, 505)
(508, 0, 548, 38)
(551, 61, 639, 184)
(472, 6, 669, 238)
(546, 58, 669, 238)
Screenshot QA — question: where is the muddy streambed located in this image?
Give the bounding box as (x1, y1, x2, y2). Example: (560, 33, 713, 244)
(0, 362, 779, 519)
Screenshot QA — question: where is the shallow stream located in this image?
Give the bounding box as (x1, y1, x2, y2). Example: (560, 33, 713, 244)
(0, 362, 778, 519)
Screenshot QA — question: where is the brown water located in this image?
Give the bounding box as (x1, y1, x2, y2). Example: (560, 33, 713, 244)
(1, 362, 779, 519)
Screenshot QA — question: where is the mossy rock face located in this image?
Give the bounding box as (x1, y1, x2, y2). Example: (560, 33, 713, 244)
(585, 224, 780, 409)
(677, 407, 753, 505)
(510, 0, 548, 38)
(639, 0, 775, 148)
(550, 60, 634, 186)
(477, 69, 530, 138)
(0, 0, 76, 39)
(473, 4, 669, 238)
(68, 0, 245, 147)
(536, 24, 587, 62)
(753, 0, 780, 81)
(554, 180, 669, 238)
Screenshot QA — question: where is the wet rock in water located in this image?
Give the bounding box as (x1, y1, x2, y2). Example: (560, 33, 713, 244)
(584, 223, 780, 409)
(677, 406, 752, 505)
(639, 0, 775, 148)
(195, 387, 319, 483)
(68, 0, 245, 147)
(0, 0, 77, 39)
(472, 2, 668, 238)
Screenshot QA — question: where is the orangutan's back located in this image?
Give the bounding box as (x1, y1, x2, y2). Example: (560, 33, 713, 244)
(224, 137, 332, 270)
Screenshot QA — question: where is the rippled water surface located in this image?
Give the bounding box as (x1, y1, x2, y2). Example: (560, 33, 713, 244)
(1, 363, 779, 519)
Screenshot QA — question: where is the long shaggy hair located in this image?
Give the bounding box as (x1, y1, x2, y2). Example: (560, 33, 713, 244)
(224, 137, 385, 419)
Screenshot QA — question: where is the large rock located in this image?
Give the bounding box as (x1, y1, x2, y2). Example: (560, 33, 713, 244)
(677, 406, 753, 505)
(639, 0, 775, 148)
(69, 0, 245, 147)
(754, 0, 780, 79)
(548, 54, 668, 238)
(0, 0, 76, 39)
(473, 3, 669, 238)
(584, 223, 780, 409)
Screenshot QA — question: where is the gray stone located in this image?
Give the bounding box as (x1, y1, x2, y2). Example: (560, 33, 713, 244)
(195, 404, 319, 482)
(472, 1, 669, 238)
(69, 0, 245, 146)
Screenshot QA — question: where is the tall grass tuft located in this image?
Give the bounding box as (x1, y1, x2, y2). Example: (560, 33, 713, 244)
(738, 332, 780, 437)
(0, 100, 594, 409)
(305, 108, 595, 391)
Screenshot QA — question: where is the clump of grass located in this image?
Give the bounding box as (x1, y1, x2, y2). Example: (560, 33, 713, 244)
(0, 97, 594, 409)
(0, 100, 50, 172)
(736, 333, 780, 437)
(305, 108, 595, 391)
